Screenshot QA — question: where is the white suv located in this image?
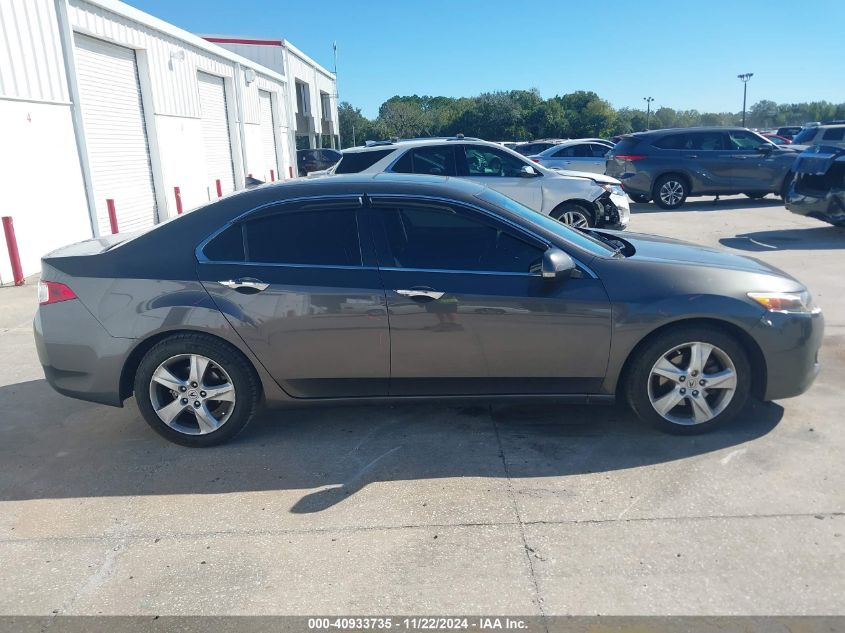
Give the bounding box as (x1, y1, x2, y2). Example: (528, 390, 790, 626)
(329, 137, 629, 229)
(792, 124, 845, 149)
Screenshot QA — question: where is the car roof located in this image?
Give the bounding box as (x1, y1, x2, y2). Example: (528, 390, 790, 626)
(342, 137, 493, 153)
(630, 126, 756, 137)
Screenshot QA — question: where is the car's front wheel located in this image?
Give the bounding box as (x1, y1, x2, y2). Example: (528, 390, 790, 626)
(552, 202, 594, 228)
(625, 325, 751, 434)
(653, 175, 688, 209)
(134, 333, 260, 447)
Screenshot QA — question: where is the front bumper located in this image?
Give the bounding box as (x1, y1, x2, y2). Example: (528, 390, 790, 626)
(749, 309, 824, 401)
(596, 192, 630, 230)
(34, 299, 132, 407)
(786, 187, 845, 226)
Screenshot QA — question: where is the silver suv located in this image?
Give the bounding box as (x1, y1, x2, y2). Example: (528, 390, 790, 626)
(330, 137, 629, 229)
(792, 125, 845, 149)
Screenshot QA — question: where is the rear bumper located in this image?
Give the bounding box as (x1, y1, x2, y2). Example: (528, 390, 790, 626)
(607, 168, 653, 198)
(749, 309, 824, 401)
(34, 299, 132, 407)
(786, 187, 845, 226)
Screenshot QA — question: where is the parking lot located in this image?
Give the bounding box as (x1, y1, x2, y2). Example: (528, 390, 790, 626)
(0, 195, 843, 616)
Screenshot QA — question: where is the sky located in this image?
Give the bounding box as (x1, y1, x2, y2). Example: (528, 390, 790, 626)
(124, 0, 845, 118)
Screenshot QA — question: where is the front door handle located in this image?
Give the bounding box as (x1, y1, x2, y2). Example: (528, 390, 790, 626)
(731, 155, 749, 159)
(396, 288, 445, 300)
(218, 278, 269, 292)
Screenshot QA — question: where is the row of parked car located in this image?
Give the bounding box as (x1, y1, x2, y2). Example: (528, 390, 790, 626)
(295, 123, 845, 230)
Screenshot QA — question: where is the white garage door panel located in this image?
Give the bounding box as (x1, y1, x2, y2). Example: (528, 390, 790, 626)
(74, 34, 157, 234)
(259, 90, 279, 181)
(198, 73, 235, 196)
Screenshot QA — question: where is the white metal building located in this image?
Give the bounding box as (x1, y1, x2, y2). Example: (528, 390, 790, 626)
(0, 0, 338, 283)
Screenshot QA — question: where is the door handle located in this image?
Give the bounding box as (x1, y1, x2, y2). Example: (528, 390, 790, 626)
(218, 278, 269, 292)
(731, 155, 749, 159)
(686, 154, 699, 159)
(396, 288, 445, 300)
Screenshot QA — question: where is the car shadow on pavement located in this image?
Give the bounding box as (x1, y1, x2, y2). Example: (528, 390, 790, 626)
(719, 226, 845, 251)
(0, 379, 784, 511)
(630, 197, 784, 214)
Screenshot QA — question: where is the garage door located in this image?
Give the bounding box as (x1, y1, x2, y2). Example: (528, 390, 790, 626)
(258, 90, 279, 181)
(198, 73, 235, 197)
(74, 34, 157, 234)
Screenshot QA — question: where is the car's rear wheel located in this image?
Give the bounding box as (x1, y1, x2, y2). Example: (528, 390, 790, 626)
(652, 175, 688, 209)
(552, 202, 594, 228)
(134, 333, 260, 447)
(625, 325, 751, 434)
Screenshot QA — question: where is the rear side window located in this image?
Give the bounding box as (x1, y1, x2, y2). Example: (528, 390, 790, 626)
(652, 134, 688, 149)
(687, 132, 726, 150)
(334, 149, 395, 174)
(822, 128, 845, 141)
(203, 208, 362, 266)
(391, 146, 458, 176)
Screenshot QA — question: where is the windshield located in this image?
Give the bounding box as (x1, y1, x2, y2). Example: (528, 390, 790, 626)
(793, 128, 817, 144)
(476, 188, 615, 257)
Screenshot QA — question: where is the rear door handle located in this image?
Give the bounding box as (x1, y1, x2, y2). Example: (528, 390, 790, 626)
(396, 288, 445, 300)
(686, 154, 699, 159)
(218, 278, 269, 292)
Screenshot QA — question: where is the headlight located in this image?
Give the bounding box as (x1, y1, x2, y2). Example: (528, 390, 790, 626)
(748, 291, 820, 314)
(599, 183, 625, 197)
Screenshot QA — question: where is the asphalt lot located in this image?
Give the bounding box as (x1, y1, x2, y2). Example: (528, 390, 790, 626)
(0, 194, 843, 616)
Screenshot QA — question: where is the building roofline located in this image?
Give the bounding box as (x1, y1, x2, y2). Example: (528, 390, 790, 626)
(78, 0, 287, 83)
(199, 34, 336, 80)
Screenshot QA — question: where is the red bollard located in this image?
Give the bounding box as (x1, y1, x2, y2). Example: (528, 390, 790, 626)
(106, 199, 119, 234)
(2, 216, 25, 286)
(270, 169, 275, 182)
(289, 166, 294, 179)
(215, 179, 222, 198)
(174, 187, 183, 215)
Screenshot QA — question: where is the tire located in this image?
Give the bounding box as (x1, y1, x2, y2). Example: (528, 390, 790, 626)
(780, 171, 794, 198)
(624, 325, 751, 435)
(133, 333, 260, 447)
(629, 194, 650, 204)
(552, 202, 594, 228)
(744, 192, 767, 199)
(652, 175, 688, 209)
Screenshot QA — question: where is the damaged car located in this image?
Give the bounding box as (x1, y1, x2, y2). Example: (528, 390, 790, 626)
(786, 145, 845, 227)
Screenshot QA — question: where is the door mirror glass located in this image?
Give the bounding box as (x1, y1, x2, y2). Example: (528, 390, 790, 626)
(519, 164, 539, 177)
(756, 144, 774, 153)
(541, 248, 576, 279)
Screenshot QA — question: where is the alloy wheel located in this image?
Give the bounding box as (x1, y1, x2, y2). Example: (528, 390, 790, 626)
(659, 180, 685, 207)
(646, 341, 737, 426)
(148, 354, 236, 435)
(560, 210, 590, 228)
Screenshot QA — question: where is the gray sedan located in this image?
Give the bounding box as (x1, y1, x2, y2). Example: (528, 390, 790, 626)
(35, 175, 823, 446)
(529, 139, 613, 174)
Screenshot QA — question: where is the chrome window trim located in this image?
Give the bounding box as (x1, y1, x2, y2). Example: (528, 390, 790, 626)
(198, 260, 378, 272)
(379, 266, 539, 277)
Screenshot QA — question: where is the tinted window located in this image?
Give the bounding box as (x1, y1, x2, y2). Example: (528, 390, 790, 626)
(687, 132, 726, 150)
(611, 137, 642, 154)
(589, 143, 611, 157)
(727, 130, 768, 150)
(464, 145, 528, 177)
(822, 127, 845, 141)
(379, 205, 543, 273)
(334, 149, 395, 174)
(552, 146, 577, 157)
(652, 134, 688, 149)
(244, 208, 361, 266)
(793, 128, 818, 144)
(392, 146, 457, 176)
(203, 223, 244, 261)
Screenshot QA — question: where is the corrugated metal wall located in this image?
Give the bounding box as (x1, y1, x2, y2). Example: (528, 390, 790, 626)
(0, 0, 69, 102)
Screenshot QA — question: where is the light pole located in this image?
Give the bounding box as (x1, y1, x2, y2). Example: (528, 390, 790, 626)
(643, 97, 654, 130)
(737, 73, 753, 127)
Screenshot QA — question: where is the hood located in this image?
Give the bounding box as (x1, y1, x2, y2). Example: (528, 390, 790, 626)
(549, 168, 621, 185)
(595, 230, 798, 279)
(792, 145, 845, 175)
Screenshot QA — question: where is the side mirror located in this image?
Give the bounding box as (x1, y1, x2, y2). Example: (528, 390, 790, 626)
(519, 164, 540, 177)
(757, 144, 774, 153)
(541, 248, 576, 279)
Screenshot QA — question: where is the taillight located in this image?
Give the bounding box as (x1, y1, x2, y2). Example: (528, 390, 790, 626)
(531, 158, 540, 163)
(38, 280, 77, 305)
(614, 154, 647, 161)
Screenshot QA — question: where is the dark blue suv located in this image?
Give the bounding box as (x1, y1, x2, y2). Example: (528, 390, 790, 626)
(606, 127, 800, 209)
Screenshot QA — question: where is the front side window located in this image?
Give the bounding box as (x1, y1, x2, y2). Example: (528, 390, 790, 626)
(203, 208, 362, 266)
(728, 130, 768, 150)
(378, 205, 543, 273)
(464, 145, 528, 177)
(391, 146, 458, 176)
